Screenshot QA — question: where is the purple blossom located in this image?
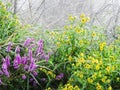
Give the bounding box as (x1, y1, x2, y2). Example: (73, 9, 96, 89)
(28, 49, 33, 61)
(36, 40, 44, 55)
(28, 61, 37, 72)
(2, 62, 7, 70)
(15, 46, 20, 53)
(5, 56, 10, 67)
(3, 70, 10, 77)
(22, 74, 26, 80)
(6, 42, 12, 52)
(44, 54, 50, 62)
(13, 53, 21, 69)
(0, 70, 3, 76)
(24, 65, 29, 71)
(24, 38, 34, 47)
(33, 71, 38, 76)
(21, 56, 27, 65)
(56, 73, 64, 80)
(30, 78, 34, 82)
(0, 79, 3, 85)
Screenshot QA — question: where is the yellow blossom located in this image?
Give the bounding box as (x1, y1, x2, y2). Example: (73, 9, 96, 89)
(87, 77, 93, 83)
(80, 13, 85, 19)
(107, 86, 112, 90)
(81, 18, 87, 23)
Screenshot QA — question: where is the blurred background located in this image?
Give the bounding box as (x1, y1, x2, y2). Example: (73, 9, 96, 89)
(2, 0, 120, 41)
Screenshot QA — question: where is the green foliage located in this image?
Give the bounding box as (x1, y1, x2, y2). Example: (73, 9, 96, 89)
(0, 1, 20, 44)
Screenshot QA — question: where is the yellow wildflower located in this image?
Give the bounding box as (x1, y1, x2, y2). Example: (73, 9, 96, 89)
(92, 32, 96, 37)
(80, 13, 85, 19)
(68, 56, 72, 62)
(107, 86, 112, 90)
(81, 17, 87, 23)
(87, 77, 93, 83)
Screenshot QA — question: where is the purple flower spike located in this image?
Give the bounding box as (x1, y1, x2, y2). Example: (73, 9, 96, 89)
(30, 78, 34, 82)
(28, 49, 33, 61)
(5, 56, 10, 67)
(28, 61, 37, 72)
(22, 74, 26, 80)
(6, 42, 12, 52)
(4, 70, 10, 77)
(24, 38, 34, 47)
(56, 73, 64, 80)
(45, 54, 50, 62)
(33, 71, 38, 76)
(0, 79, 3, 85)
(24, 65, 29, 70)
(13, 54, 21, 69)
(21, 56, 27, 64)
(15, 46, 20, 53)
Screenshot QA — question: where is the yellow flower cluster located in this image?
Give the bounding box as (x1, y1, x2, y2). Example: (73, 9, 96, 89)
(62, 84, 80, 90)
(68, 15, 76, 21)
(99, 42, 106, 51)
(39, 68, 56, 78)
(80, 13, 90, 23)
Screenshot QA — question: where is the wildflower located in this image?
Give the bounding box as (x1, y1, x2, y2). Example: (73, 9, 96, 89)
(0, 79, 3, 85)
(13, 53, 21, 69)
(28, 61, 37, 72)
(44, 53, 50, 62)
(36, 40, 44, 55)
(80, 13, 85, 19)
(96, 83, 103, 90)
(68, 15, 76, 21)
(15, 46, 20, 53)
(87, 77, 93, 83)
(24, 38, 34, 47)
(6, 42, 12, 52)
(56, 73, 64, 80)
(106, 66, 111, 73)
(22, 74, 26, 80)
(92, 32, 96, 37)
(21, 56, 27, 65)
(68, 56, 72, 62)
(80, 53, 84, 57)
(0, 70, 3, 76)
(5, 56, 10, 67)
(33, 71, 38, 76)
(108, 86, 112, 90)
(81, 18, 87, 23)
(28, 49, 33, 61)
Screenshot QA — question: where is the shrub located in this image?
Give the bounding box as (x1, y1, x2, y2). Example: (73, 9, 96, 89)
(47, 14, 120, 90)
(0, 1, 20, 44)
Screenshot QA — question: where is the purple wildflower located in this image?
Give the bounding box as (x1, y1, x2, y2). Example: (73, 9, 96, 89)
(30, 78, 34, 82)
(28, 49, 33, 61)
(36, 40, 44, 55)
(56, 73, 64, 80)
(13, 53, 21, 69)
(22, 74, 26, 80)
(21, 56, 27, 64)
(33, 71, 38, 76)
(44, 54, 50, 62)
(0, 79, 3, 85)
(15, 46, 20, 53)
(24, 38, 34, 47)
(28, 61, 37, 72)
(3, 70, 10, 77)
(5, 56, 10, 67)
(6, 42, 12, 52)
(24, 65, 29, 71)
(0, 70, 3, 76)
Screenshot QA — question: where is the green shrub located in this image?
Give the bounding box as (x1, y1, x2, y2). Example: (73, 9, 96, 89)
(0, 1, 20, 44)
